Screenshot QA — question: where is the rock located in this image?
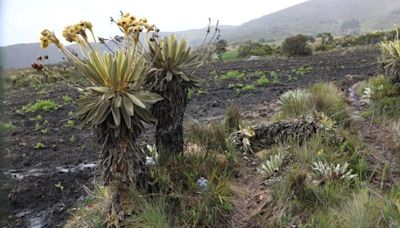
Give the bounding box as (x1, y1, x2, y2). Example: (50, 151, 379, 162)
(247, 56, 262, 61)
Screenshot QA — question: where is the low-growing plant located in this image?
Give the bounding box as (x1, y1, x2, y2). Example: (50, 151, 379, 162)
(242, 84, 255, 92)
(271, 71, 280, 84)
(35, 123, 42, 131)
(0, 121, 16, 132)
(17, 99, 59, 113)
(257, 150, 286, 174)
(62, 95, 73, 104)
(292, 66, 313, 76)
(221, 70, 245, 80)
(65, 119, 75, 128)
(331, 189, 400, 227)
(363, 76, 400, 119)
(312, 161, 358, 182)
(34, 142, 45, 150)
(256, 75, 270, 87)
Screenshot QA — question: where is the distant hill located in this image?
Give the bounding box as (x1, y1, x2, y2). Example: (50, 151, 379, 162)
(2, 0, 400, 69)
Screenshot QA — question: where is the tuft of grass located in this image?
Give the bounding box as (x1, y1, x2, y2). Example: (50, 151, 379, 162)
(363, 76, 400, 119)
(331, 189, 400, 227)
(275, 83, 349, 125)
(276, 89, 312, 119)
(222, 105, 242, 133)
(187, 122, 232, 154)
(309, 82, 349, 123)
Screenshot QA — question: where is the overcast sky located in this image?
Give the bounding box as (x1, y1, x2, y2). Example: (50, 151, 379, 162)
(0, 0, 308, 46)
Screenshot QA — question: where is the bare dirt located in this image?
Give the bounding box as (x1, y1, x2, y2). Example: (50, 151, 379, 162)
(2, 46, 381, 227)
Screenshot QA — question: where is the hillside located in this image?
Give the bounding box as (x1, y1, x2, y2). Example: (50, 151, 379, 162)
(2, 0, 400, 69)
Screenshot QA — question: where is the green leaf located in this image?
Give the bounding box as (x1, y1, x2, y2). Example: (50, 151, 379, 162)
(124, 92, 146, 109)
(114, 95, 122, 108)
(122, 94, 134, 116)
(121, 102, 132, 129)
(166, 71, 173, 81)
(134, 91, 163, 104)
(111, 105, 121, 126)
(135, 107, 156, 123)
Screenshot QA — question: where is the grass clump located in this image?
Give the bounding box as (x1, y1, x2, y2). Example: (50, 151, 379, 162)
(276, 89, 312, 119)
(362, 75, 400, 120)
(276, 82, 349, 125)
(222, 105, 242, 133)
(17, 99, 59, 114)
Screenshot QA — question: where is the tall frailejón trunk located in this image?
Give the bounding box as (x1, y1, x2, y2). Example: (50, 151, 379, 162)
(151, 78, 187, 161)
(97, 123, 145, 228)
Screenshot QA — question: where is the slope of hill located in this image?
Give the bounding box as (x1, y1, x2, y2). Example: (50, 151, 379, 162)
(2, 0, 400, 69)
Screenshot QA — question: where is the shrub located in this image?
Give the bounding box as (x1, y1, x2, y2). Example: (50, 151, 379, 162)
(281, 34, 313, 57)
(238, 40, 273, 58)
(215, 39, 228, 61)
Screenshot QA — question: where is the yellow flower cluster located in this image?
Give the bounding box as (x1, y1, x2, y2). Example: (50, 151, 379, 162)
(62, 21, 93, 44)
(40, 29, 60, 48)
(117, 13, 155, 35)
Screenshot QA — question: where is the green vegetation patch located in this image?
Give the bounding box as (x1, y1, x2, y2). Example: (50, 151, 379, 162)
(17, 99, 59, 114)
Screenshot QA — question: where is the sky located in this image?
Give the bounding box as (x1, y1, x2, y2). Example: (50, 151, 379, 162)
(0, 0, 308, 46)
